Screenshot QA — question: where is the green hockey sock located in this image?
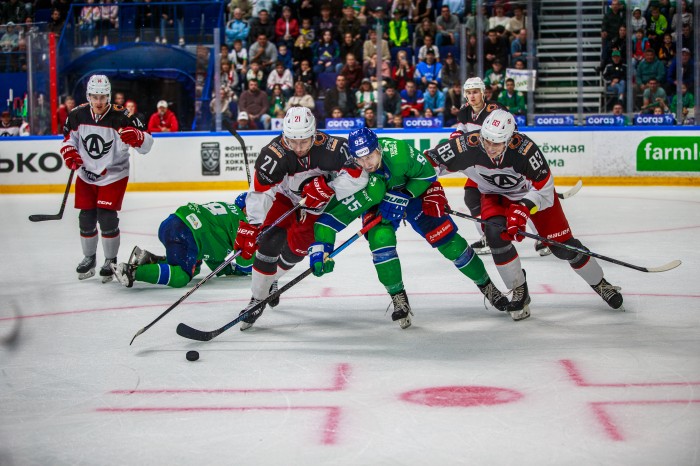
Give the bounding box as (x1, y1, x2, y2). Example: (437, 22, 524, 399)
(135, 263, 192, 288)
(438, 235, 489, 285)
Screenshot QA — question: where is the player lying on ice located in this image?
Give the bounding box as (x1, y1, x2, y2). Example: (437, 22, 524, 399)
(110, 194, 253, 288)
(307, 127, 513, 330)
(425, 109, 624, 320)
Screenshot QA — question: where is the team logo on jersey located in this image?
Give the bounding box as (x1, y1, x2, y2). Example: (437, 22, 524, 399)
(481, 172, 523, 189)
(81, 134, 114, 159)
(201, 142, 220, 176)
(185, 213, 202, 230)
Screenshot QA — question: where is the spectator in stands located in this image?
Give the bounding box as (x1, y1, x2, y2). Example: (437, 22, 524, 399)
(355, 78, 378, 115)
(631, 28, 650, 67)
(363, 52, 392, 88)
(248, 9, 274, 45)
(329, 106, 344, 119)
(324, 75, 356, 118)
(670, 83, 694, 125)
(228, 0, 252, 21)
(0, 22, 19, 53)
(391, 48, 415, 91)
(483, 86, 494, 102)
(253, 0, 273, 17)
(603, 50, 627, 102)
(443, 81, 462, 127)
(484, 28, 509, 69)
(56, 95, 76, 129)
(435, 5, 459, 46)
(2, 0, 28, 26)
(382, 83, 402, 125)
(221, 60, 239, 95)
(275, 6, 299, 49)
(125, 100, 146, 125)
(391, 0, 413, 20)
(245, 60, 265, 88)
(338, 5, 362, 42)
(400, 80, 424, 117)
(601, 0, 624, 45)
(314, 4, 337, 39)
(210, 85, 235, 130)
(79, 0, 99, 46)
(230, 39, 248, 88)
(488, 3, 509, 31)
(296, 59, 316, 95)
(0, 110, 22, 136)
(238, 79, 271, 129)
(97, 0, 119, 46)
(414, 49, 442, 90)
(285, 81, 315, 111)
(641, 78, 667, 114)
(506, 5, 526, 37)
(135, 0, 159, 43)
(657, 33, 675, 67)
(498, 78, 527, 116)
(277, 44, 293, 71)
(414, 17, 437, 49)
(416, 34, 440, 62)
(411, 0, 433, 24)
(232, 111, 257, 130)
(363, 106, 378, 128)
(672, 23, 693, 55)
(611, 102, 629, 125)
(388, 9, 409, 48)
(148, 100, 179, 132)
(484, 59, 505, 99)
(249, 33, 278, 72)
(48, 8, 65, 35)
(226, 8, 249, 48)
(362, 28, 390, 66)
(636, 48, 666, 94)
(466, 33, 477, 77)
(440, 52, 460, 92)
(366, 5, 389, 33)
(312, 29, 340, 74)
(630, 7, 646, 34)
(511, 28, 530, 67)
(266, 61, 293, 96)
(422, 80, 445, 117)
(339, 32, 363, 66)
(666, 48, 695, 93)
(646, 4, 668, 51)
(113, 92, 125, 108)
(340, 52, 363, 90)
(671, 0, 692, 33)
(268, 84, 287, 119)
(604, 24, 627, 66)
(293, 17, 315, 69)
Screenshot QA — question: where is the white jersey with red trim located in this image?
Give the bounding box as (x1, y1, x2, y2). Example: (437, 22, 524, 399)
(426, 130, 555, 212)
(61, 103, 153, 186)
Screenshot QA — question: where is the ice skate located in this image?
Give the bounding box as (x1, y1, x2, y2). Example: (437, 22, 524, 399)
(111, 262, 136, 288)
(76, 254, 96, 280)
(389, 290, 413, 329)
(535, 240, 552, 256)
(100, 258, 117, 283)
(509, 270, 531, 321)
(477, 278, 512, 312)
(268, 280, 280, 308)
(240, 297, 266, 331)
(128, 246, 165, 266)
(591, 278, 624, 310)
(470, 235, 491, 255)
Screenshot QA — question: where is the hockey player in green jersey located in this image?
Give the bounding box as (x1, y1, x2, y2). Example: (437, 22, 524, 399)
(309, 127, 512, 329)
(111, 193, 253, 288)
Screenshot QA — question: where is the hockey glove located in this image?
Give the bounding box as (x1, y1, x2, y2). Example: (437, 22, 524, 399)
(500, 203, 530, 242)
(120, 127, 145, 148)
(421, 181, 448, 217)
(449, 130, 464, 140)
(379, 190, 410, 228)
(61, 146, 83, 170)
(309, 242, 335, 277)
(234, 222, 260, 260)
(302, 176, 335, 210)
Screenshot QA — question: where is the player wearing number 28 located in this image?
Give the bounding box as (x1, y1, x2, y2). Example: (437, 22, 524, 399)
(61, 74, 153, 283)
(234, 106, 368, 330)
(425, 109, 624, 321)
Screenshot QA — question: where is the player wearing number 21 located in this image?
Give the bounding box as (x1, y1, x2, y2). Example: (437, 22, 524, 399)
(233, 106, 368, 330)
(425, 109, 624, 321)
(61, 74, 153, 283)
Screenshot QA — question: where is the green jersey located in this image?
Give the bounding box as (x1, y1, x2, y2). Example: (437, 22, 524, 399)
(174, 202, 253, 274)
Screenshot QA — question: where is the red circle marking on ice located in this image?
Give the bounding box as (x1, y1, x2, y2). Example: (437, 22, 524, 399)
(400, 386, 523, 407)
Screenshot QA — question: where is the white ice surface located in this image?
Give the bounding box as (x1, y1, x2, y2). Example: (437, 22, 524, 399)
(1, 186, 699, 466)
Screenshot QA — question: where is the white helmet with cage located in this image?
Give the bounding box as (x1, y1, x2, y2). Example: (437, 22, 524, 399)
(283, 106, 316, 140)
(85, 74, 111, 105)
(480, 109, 516, 152)
(462, 77, 485, 99)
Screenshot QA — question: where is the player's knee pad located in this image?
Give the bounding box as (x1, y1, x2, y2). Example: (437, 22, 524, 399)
(96, 208, 119, 237)
(367, 223, 397, 249)
(463, 186, 482, 216)
(551, 238, 589, 267)
(78, 209, 98, 236)
(437, 235, 468, 262)
(483, 218, 519, 263)
(257, 226, 286, 257)
(278, 242, 304, 271)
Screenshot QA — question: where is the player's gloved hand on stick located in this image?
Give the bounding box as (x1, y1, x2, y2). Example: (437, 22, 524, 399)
(379, 190, 410, 227)
(61, 146, 83, 170)
(500, 203, 530, 242)
(421, 181, 448, 217)
(120, 126, 145, 148)
(449, 130, 464, 139)
(309, 242, 335, 277)
(302, 176, 335, 210)
(234, 222, 260, 260)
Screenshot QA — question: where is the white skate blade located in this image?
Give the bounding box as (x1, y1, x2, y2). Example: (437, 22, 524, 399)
(509, 304, 531, 321)
(239, 321, 254, 331)
(474, 247, 491, 256)
(398, 316, 412, 329)
(538, 247, 552, 257)
(78, 269, 95, 280)
(101, 275, 114, 284)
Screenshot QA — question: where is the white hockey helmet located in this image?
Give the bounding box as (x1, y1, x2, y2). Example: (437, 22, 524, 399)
(463, 77, 485, 99)
(481, 109, 516, 144)
(86, 74, 111, 102)
(283, 106, 316, 140)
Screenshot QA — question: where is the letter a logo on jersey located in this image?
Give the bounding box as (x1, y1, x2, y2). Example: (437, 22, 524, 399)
(81, 134, 114, 160)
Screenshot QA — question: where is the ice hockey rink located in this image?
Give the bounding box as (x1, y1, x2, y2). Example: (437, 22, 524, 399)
(1, 185, 699, 466)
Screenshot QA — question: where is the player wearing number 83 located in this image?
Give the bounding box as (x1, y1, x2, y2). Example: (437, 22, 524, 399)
(425, 109, 624, 320)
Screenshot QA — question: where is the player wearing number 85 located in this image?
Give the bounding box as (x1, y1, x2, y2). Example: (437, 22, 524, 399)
(425, 109, 624, 321)
(111, 193, 253, 288)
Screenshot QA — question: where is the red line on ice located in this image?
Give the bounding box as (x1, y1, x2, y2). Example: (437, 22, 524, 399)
(560, 359, 700, 387)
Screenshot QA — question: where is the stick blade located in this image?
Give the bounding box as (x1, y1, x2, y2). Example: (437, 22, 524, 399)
(28, 214, 61, 222)
(129, 328, 145, 346)
(559, 179, 583, 199)
(646, 259, 682, 273)
(176, 323, 215, 341)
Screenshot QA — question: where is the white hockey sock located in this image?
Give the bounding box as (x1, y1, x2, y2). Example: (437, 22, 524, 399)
(101, 234, 120, 260)
(496, 257, 525, 289)
(572, 257, 604, 286)
(80, 234, 98, 257)
(251, 270, 277, 301)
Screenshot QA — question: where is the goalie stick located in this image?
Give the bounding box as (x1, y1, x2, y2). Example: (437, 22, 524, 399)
(228, 126, 252, 187)
(129, 199, 306, 345)
(176, 215, 384, 342)
(446, 208, 681, 273)
(557, 179, 583, 200)
(28, 170, 75, 222)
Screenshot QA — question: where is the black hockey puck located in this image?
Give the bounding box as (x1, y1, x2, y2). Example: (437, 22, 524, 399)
(186, 350, 199, 361)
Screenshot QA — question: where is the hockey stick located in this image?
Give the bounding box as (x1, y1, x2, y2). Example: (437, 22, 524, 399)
(557, 179, 582, 200)
(28, 169, 75, 222)
(129, 198, 306, 345)
(446, 208, 681, 273)
(176, 215, 384, 342)
(227, 126, 252, 187)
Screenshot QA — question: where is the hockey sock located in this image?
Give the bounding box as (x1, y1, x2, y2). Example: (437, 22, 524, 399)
(437, 235, 489, 285)
(571, 256, 604, 286)
(495, 257, 526, 289)
(135, 263, 192, 288)
(80, 233, 98, 257)
(97, 209, 120, 259)
(251, 269, 277, 301)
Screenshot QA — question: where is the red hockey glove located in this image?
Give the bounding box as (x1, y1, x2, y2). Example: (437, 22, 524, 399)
(234, 222, 260, 260)
(421, 181, 448, 217)
(61, 146, 83, 170)
(120, 127, 145, 148)
(500, 203, 530, 242)
(449, 130, 464, 139)
(302, 176, 335, 210)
